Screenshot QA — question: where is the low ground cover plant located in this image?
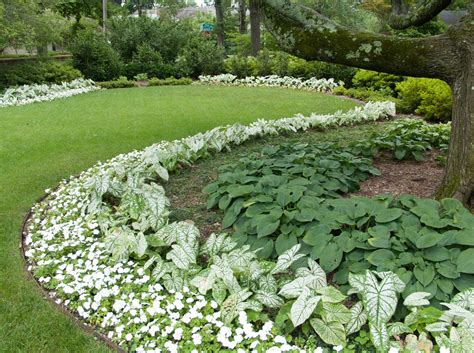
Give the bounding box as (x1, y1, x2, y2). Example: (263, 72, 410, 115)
(197, 74, 343, 93)
(23, 98, 474, 352)
(0, 78, 100, 107)
(352, 119, 451, 162)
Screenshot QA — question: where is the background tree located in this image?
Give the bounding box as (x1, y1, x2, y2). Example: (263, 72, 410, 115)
(238, 0, 247, 34)
(249, 0, 261, 55)
(259, 0, 473, 206)
(214, 0, 226, 47)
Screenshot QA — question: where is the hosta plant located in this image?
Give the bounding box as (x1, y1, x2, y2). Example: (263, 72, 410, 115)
(203, 142, 379, 258)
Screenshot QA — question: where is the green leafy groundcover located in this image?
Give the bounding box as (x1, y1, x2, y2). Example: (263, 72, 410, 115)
(24, 102, 474, 352)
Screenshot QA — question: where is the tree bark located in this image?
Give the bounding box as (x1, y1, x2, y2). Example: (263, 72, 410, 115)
(259, 0, 474, 205)
(249, 0, 261, 56)
(389, 0, 452, 29)
(436, 24, 474, 207)
(215, 0, 225, 47)
(239, 0, 247, 34)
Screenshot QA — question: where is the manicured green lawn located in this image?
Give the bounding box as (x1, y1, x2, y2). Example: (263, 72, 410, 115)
(0, 85, 356, 352)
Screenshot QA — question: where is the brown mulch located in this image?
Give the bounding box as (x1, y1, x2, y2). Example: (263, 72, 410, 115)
(352, 152, 444, 198)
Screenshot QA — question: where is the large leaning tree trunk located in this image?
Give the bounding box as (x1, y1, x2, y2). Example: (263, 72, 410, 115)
(249, 0, 261, 56)
(215, 0, 225, 47)
(259, 0, 473, 207)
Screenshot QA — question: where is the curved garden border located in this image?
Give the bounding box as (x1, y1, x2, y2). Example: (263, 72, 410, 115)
(22, 102, 396, 352)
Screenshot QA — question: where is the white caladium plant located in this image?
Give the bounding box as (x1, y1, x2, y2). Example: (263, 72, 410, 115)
(0, 78, 100, 107)
(197, 74, 343, 93)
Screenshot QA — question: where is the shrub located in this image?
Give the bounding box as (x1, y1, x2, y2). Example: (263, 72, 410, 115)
(333, 86, 400, 105)
(0, 61, 82, 91)
(224, 55, 256, 78)
(352, 69, 404, 95)
(175, 36, 225, 78)
(148, 77, 192, 86)
(97, 76, 136, 89)
(122, 44, 166, 79)
(396, 78, 452, 122)
(70, 29, 122, 81)
(272, 51, 290, 77)
(255, 49, 273, 76)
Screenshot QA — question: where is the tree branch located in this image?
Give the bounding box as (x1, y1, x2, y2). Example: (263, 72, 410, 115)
(259, 0, 461, 83)
(389, 0, 452, 29)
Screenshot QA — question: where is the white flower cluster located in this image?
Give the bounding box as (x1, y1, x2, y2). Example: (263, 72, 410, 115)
(0, 79, 100, 108)
(197, 74, 343, 92)
(25, 102, 395, 352)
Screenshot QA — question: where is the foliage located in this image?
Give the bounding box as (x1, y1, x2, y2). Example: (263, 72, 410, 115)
(0, 61, 82, 91)
(0, 1, 67, 52)
(333, 86, 400, 105)
(97, 76, 136, 89)
(122, 44, 166, 79)
(70, 29, 122, 81)
(175, 35, 225, 78)
(0, 78, 99, 107)
(24, 102, 395, 351)
(396, 78, 453, 122)
(353, 119, 451, 162)
(203, 142, 379, 256)
(148, 77, 192, 86)
(352, 69, 404, 96)
(198, 74, 343, 93)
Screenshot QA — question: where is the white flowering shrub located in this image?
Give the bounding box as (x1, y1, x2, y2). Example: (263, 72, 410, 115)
(25, 102, 400, 352)
(0, 79, 100, 108)
(197, 74, 343, 93)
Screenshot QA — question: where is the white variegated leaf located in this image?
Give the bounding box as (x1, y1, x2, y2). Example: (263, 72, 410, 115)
(321, 302, 351, 324)
(155, 164, 169, 181)
(104, 227, 137, 262)
(166, 243, 196, 270)
(279, 274, 327, 299)
(163, 271, 184, 292)
(212, 280, 227, 304)
(271, 244, 305, 275)
(348, 272, 366, 293)
(363, 271, 403, 326)
(346, 302, 367, 335)
(151, 257, 168, 280)
(290, 288, 321, 327)
(190, 269, 216, 294)
(316, 286, 347, 303)
(255, 290, 284, 308)
(451, 289, 474, 311)
(403, 292, 431, 307)
(425, 322, 449, 333)
(387, 322, 413, 336)
(369, 323, 389, 352)
(136, 232, 148, 257)
(258, 274, 278, 293)
(310, 318, 346, 346)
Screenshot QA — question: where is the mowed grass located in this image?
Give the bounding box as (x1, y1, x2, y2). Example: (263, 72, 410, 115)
(0, 85, 356, 353)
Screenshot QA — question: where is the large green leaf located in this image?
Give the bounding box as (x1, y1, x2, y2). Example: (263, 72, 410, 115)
(458, 249, 474, 274)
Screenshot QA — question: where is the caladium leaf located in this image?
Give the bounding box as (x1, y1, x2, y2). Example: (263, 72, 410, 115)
(104, 227, 138, 262)
(136, 232, 148, 258)
(296, 259, 327, 288)
(255, 290, 284, 308)
(355, 271, 405, 326)
(451, 289, 474, 311)
(403, 292, 431, 307)
(310, 318, 346, 346)
(271, 244, 305, 275)
(316, 286, 347, 303)
(258, 274, 278, 293)
(166, 243, 197, 270)
(346, 302, 367, 335)
(279, 276, 321, 298)
(203, 233, 237, 256)
(369, 323, 389, 352)
(321, 302, 352, 324)
(190, 269, 216, 294)
(388, 322, 413, 336)
(212, 280, 227, 305)
(290, 288, 321, 327)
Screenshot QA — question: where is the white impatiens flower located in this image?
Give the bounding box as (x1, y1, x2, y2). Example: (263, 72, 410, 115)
(333, 345, 343, 352)
(388, 348, 399, 353)
(192, 333, 202, 345)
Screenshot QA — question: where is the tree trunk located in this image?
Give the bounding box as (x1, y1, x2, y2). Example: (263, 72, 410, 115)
(215, 0, 225, 47)
(249, 0, 261, 56)
(436, 34, 474, 207)
(239, 0, 247, 34)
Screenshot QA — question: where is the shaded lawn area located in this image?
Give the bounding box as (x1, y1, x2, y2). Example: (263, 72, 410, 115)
(0, 85, 357, 352)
